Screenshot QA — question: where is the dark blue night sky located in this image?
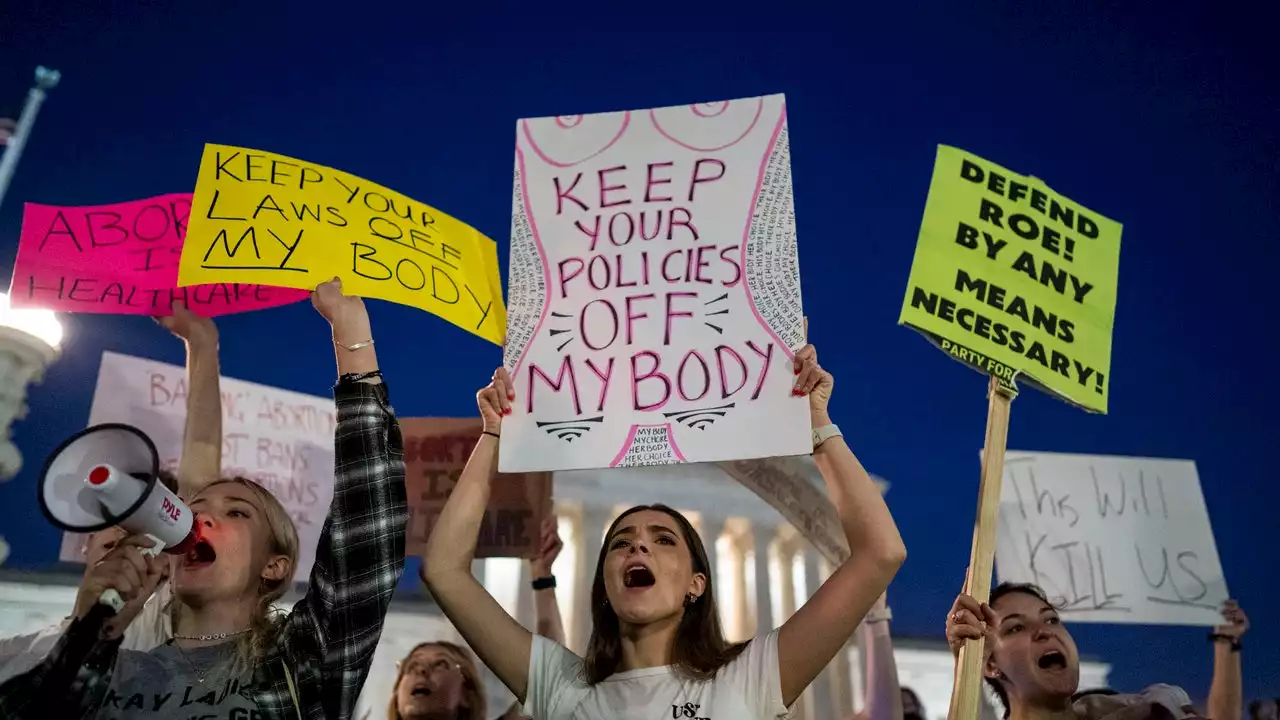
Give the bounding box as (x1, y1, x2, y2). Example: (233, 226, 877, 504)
(2, 0, 1275, 703)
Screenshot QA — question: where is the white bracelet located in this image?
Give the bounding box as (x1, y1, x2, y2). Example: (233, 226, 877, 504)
(864, 607, 893, 624)
(812, 424, 842, 449)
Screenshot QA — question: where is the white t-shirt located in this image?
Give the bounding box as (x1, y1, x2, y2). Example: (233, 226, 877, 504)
(522, 630, 790, 720)
(0, 584, 172, 684)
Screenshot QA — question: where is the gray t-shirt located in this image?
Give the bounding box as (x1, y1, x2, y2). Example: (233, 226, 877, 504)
(95, 641, 258, 720)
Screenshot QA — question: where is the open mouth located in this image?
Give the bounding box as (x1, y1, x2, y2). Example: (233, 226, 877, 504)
(623, 564, 656, 588)
(1037, 649, 1068, 671)
(410, 685, 432, 697)
(184, 539, 217, 568)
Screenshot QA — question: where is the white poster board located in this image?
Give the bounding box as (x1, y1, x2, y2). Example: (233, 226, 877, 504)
(995, 450, 1228, 626)
(61, 351, 335, 582)
(500, 93, 810, 472)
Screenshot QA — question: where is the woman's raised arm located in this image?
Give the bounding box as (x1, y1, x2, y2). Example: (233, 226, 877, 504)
(156, 303, 222, 499)
(422, 367, 535, 703)
(777, 342, 908, 708)
(285, 278, 408, 716)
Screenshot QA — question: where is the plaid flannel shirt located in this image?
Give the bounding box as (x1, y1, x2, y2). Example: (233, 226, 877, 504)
(0, 377, 407, 720)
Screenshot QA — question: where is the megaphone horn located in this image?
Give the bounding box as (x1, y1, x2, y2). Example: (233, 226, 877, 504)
(38, 423, 202, 611)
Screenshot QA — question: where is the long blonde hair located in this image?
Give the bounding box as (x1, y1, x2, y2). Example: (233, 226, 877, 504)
(387, 641, 487, 720)
(170, 476, 300, 677)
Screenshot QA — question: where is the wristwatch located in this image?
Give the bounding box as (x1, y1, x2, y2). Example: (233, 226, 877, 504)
(812, 424, 842, 449)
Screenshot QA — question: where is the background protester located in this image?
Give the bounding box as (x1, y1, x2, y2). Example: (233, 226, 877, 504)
(1249, 698, 1278, 720)
(862, 593, 904, 720)
(0, 278, 408, 720)
(0, 302, 219, 684)
(390, 516, 567, 720)
(422, 339, 906, 719)
(946, 581, 1208, 719)
(1206, 599, 1249, 720)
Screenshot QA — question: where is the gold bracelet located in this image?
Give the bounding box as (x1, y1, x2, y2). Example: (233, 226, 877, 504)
(334, 338, 374, 352)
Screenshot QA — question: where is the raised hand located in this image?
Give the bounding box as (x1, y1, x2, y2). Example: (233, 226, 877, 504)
(74, 535, 167, 635)
(1215, 599, 1249, 639)
(945, 592, 997, 657)
(155, 302, 217, 348)
(311, 278, 370, 335)
(530, 515, 563, 577)
(478, 367, 514, 435)
(792, 341, 834, 426)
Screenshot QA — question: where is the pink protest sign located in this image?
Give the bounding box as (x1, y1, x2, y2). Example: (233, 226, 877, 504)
(8, 193, 310, 316)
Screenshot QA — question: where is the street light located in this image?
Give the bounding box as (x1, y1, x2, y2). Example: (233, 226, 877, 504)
(0, 292, 63, 480)
(0, 65, 61, 213)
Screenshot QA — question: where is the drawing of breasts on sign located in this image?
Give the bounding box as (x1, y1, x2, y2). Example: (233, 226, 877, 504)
(501, 94, 811, 473)
(8, 194, 311, 316)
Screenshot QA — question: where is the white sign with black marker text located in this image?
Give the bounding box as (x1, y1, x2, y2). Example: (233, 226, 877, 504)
(63, 351, 336, 583)
(994, 450, 1228, 626)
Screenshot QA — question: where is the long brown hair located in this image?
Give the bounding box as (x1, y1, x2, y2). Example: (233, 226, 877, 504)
(387, 641, 487, 720)
(170, 477, 300, 678)
(583, 504, 747, 684)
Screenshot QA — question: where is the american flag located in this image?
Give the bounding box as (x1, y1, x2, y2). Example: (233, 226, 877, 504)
(0, 117, 15, 146)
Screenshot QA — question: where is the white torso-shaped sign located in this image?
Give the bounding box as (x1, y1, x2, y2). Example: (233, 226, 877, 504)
(501, 94, 810, 473)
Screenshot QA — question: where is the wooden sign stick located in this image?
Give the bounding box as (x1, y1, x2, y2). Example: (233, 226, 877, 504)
(948, 375, 1015, 720)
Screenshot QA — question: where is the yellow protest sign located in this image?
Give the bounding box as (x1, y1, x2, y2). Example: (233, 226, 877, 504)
(177, 144, 506, 344)
(899, 146, 1122, 413)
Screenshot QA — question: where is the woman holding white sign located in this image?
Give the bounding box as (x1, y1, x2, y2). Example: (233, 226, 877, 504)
(423, 341, 907, 720)
(945, 582, 1250, 719)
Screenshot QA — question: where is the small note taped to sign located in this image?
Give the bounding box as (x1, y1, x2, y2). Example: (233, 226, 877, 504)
(176, 144, 507, 343)
(8, 194, 309, 316)
(995, 450, 1229, 627)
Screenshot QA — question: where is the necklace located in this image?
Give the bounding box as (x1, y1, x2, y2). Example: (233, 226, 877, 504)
(173, 628, 250, 641)
(171, 641, 232, 685)
(170, 629, 248, 685)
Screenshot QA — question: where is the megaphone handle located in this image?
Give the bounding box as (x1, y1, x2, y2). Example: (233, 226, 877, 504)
(142, 534, 164, 558)
(97, 588, 125, 613)
(95, 536, 165, 613)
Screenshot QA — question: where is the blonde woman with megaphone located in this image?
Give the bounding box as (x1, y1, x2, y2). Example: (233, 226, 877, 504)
(0, 279, 409, 720)
(0, 302, 220, 685)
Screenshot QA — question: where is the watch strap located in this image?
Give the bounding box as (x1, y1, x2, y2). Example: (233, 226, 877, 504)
(812, 424, 842, 449)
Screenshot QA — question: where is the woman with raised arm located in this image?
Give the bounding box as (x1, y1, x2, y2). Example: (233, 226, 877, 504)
(0, 278, 408, 720)
(423, 341, 906, 719)
(944, 581, 1228, 720)
(0, 302, 220, 684)
(389, 515, 568, 720)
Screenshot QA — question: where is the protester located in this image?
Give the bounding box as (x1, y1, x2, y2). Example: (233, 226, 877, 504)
(390, 516, 567, 720)
(1206, 599, 1249, 720)
(900, 688, 924, 720)
(0, 302, 220, 684)
(860, 593, 904, 720)
(1249, 698, 1278, 720)
(0, 277, 408, 720)
(0, 504, 173, 684)
(946, 581, 1215, 719)
(423, 339, 906, 719)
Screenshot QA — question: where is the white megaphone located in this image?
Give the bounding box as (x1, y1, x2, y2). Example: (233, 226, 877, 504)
(37, 423, 201, 613)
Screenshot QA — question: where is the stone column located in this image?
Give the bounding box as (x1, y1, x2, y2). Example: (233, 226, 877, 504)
(515, 557, 534, 630)
(728, 524, 751, 642)
(573, 505, 609, 653)
(751, 523, 776, 635)
(804, 550, 834, 720)
(775, 533, 806, 720)
(700, 513, 725, 602)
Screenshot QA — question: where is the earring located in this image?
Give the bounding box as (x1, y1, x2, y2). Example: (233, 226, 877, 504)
(685, 593, 696, 606)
